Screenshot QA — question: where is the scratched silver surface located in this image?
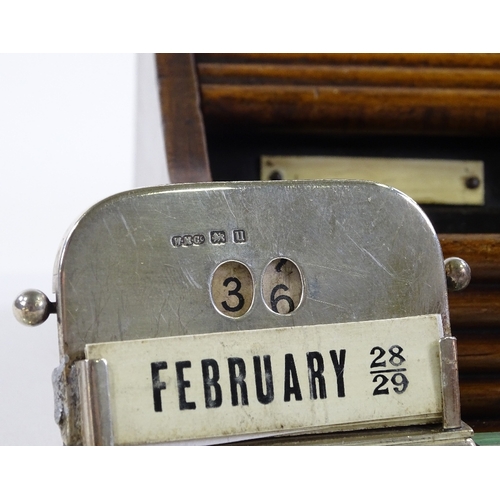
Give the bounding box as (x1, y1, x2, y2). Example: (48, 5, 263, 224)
(54, 180, 450, 362)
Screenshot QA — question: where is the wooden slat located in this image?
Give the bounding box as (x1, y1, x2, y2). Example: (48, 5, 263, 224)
(449, 287, 500, 329)
(459, 377, 500, 419)
(456, 330, 500, 373)
(465, 420, 500, 434)
(440, 234, 500, 282)
(200, 84, 500, 135)
(194, 53, 500, 69)
(198, 63, 500, 90)
(156, 54, 211, 183)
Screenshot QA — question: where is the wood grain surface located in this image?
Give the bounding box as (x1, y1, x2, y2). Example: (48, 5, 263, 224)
(440, 234, 500, 282)
(156, 54, 211, 183)
(194, 53, 500, 68)
(440, 234, 500, 430)
(193, 54, 500, 135)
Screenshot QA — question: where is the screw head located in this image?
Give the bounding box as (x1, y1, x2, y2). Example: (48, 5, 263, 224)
(465, 176, 480, 189)
(13, 289, 53, 326)
(444, 257, 471, 292)
(268, 171, 283, 180)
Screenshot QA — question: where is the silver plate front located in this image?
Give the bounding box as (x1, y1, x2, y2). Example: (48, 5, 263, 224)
(53, 180, 450, 443)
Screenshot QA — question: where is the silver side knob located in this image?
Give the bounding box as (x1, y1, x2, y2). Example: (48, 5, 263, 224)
(13, 289, 56, 326)
(444, 257, 471, 292)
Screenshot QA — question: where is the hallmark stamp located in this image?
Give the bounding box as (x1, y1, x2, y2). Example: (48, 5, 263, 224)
(171, 234, 206, 247)
(233, 229, 247, 243)
(192, 235, 205, 245)
(210, 231, 227, 245)
(171, 230, 245, 248)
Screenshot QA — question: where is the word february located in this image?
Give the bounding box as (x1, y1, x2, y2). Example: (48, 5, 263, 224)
(151, 350, 346, 412)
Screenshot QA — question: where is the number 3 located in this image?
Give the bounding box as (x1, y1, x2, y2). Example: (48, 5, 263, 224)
(222, 277, 245, 312)
(211, 261, 253, 318)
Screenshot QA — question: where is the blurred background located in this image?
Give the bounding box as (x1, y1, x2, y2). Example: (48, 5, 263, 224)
(0, 53, 168, 444)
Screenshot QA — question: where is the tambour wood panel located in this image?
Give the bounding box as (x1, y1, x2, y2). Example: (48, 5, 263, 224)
(191, 53, 500, 135)
(194, 53, 500, 68)
(440, 234, 500, 281)
(440, 234, 500, 431)
(454, 332, 500, 373)
(448, 288, 500, 329)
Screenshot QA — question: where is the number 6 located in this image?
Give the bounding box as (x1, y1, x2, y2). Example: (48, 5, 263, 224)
(270, 284, 295, 314)
(262, 258, 303, 315)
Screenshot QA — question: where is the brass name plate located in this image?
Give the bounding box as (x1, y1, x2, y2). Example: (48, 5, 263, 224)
(261, 156, 484, 205)
(85, 314, 443, 445)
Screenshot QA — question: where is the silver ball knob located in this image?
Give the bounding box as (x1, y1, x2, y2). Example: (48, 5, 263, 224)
(444, 257, 471, 292)
(13, 289, 55, 326)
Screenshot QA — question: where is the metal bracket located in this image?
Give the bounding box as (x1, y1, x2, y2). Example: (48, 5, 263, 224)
(75, 359, 114, 446)
(439, 336, 462, 430)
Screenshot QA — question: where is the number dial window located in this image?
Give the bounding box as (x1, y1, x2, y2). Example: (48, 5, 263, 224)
(262, 258, 303, 315)
(211, 261, 254, 318)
